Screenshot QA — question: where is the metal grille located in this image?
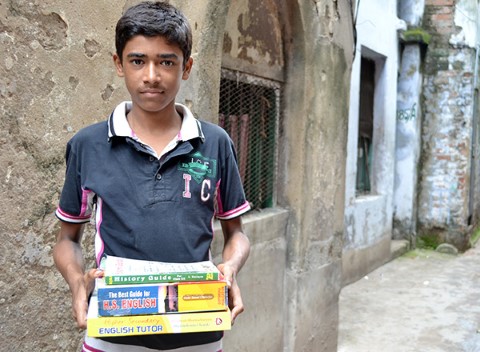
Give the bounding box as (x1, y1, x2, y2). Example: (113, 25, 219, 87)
(218, 69, 280, 209)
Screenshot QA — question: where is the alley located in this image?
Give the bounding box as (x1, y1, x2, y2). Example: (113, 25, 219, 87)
(338, 243, 480, 352)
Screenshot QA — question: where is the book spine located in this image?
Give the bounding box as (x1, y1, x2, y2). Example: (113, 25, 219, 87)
(98, 282, 227, 317)
(87, 310, 231, 337)
(104, 272, 220, 285)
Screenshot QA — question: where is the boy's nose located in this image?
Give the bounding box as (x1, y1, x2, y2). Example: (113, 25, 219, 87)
(145, 63, 160, 83)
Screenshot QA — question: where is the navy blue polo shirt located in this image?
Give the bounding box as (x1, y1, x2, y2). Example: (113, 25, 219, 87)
(56, 101, 250, 349)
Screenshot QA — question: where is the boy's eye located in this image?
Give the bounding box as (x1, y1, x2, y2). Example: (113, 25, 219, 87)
(131, 59, 143, 65)
(161, 60, 174, 67)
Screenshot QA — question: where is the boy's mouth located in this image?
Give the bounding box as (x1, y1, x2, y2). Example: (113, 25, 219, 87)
(141, 89, 164, 95)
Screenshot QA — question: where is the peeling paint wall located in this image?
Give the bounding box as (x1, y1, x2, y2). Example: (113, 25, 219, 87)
(278, 0, 353, 350)
(1, 2, 125, 350)
(222, 0, 284, 81)
(418, 0, 479, 250)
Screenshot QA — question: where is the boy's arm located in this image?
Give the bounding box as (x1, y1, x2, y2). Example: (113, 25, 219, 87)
(218, 217, 250, 324)
(53, 221, 99, 329)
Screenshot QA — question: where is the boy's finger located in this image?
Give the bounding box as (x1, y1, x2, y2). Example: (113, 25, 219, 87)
(85, 268, 103, 281)
(218, 264, 234, 287)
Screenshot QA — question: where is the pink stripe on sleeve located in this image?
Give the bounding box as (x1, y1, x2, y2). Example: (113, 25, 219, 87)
(80, 188, 94, 217)
(55, 207, 91, 223)
(95, 197, 105, 267)
(215, 180, 224, 214)
(216, 201, 251, 220)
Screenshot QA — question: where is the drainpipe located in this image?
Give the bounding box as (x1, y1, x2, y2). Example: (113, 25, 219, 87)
(474, 44, 479, 88)
(468, 44, 479, 225)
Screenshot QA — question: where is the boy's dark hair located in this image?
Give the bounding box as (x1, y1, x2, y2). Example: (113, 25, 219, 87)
(115, 1, 192, 67)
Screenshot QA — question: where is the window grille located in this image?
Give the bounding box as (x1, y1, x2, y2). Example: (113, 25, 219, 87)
(218, 69, 280, 209)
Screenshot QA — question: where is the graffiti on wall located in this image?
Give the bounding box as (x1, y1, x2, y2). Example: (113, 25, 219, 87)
(397, 103, 417, 122)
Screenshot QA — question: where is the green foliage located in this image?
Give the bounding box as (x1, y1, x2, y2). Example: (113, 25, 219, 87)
(402, 248, 434, 259)
(401, 28, 431, 45)
(417, 233, 440, 250)
(470, 226, 480, 247)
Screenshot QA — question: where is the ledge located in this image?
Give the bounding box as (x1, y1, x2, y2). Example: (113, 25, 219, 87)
(399, 27, 431, 45)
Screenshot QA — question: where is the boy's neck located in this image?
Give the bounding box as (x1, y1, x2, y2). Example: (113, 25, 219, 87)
(127, 103, 182, 134)
(127, 103, 183, 155)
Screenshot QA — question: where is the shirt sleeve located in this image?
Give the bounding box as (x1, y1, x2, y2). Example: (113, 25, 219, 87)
(215, 136, 251, 220)
(55, 139, 95, 223)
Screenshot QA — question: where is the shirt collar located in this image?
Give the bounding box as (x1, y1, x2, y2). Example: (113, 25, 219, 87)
(107, 101, 205, 142)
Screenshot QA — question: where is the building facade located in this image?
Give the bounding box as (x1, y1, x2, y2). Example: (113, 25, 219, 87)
(344, 0, 480, 285)
(416, 0, 480, 250)
(343, 0, 401, 284)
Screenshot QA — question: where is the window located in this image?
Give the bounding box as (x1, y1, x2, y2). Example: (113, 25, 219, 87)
(218, 69, 281, 209)
(356, 56, 376, 195)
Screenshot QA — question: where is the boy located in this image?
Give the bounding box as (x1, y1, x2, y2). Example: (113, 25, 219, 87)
(53, 2, 251, 351)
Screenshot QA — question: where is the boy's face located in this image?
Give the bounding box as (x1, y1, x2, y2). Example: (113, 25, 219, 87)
(113, 35, 192, 116)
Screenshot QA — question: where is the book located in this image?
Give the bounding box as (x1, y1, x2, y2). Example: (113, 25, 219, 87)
(87, 295, 231, 337)
(97, 279, 228, 317)
(102, 255, 223, 285)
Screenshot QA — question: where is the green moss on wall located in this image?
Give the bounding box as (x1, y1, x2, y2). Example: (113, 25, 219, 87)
(400, 28, 431, 45)
(417, 233, 440, 250)
(470, 226, 480, 247)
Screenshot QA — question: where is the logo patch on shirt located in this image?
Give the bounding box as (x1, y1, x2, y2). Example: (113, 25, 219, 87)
(178, 151, 217, 184)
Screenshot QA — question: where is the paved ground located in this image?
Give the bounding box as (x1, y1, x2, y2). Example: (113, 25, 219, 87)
(338, 242, 480, 352)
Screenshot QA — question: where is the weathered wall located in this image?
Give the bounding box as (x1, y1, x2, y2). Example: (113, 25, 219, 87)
(393, 43, 423, 240)
(1, 2, 126, 351)
(393, 0, 425, 241)
(0, 1, 353, 351)
(342, 0, 399, 285)
(211, 2, 288, 351)
(418, 0, 479, 250)
(278, 1, 353, 350)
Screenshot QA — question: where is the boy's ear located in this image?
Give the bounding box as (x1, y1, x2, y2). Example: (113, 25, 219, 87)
(113, 54, 125, 77)
(182, 57, 193, 80)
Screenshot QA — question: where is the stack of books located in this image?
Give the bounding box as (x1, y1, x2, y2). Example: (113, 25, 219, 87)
(87, 255, 231, 337)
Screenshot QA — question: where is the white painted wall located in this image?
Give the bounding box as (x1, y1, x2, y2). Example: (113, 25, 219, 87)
(393, 43, 423, 238)
(392, 0, 427, 239)
(398, 0, 425, 26)
(451, 0, 478, 48)
(344, 0, 399, 250)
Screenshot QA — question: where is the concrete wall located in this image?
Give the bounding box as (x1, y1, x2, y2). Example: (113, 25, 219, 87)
(393, 0, 480, 249)
(418, 0, 479, 250)
(278, 1, 353, 349)
(0, 1, 354, 351)
(1, 2, 125, 351)
(342, 0, 400, 285)
(393, 0, 425, 241)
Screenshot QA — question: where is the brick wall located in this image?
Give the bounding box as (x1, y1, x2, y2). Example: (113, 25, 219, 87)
(418, 0, 477, 250)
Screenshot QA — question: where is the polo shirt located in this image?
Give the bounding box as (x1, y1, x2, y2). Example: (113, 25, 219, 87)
(56, 101, 250, 350)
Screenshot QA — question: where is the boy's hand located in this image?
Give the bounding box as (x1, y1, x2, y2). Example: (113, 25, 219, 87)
(71, 269, 103, 329)
(217, 263, 244, 324)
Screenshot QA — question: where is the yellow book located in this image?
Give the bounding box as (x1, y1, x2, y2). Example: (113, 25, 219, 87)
(87, 296, 231, 337)
(96, 279, 228, 316)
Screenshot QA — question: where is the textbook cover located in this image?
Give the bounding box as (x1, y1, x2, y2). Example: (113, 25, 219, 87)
(97, 279, 228, 317)
(102, 255, 222, 285)
(87, 296, 231, 337)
